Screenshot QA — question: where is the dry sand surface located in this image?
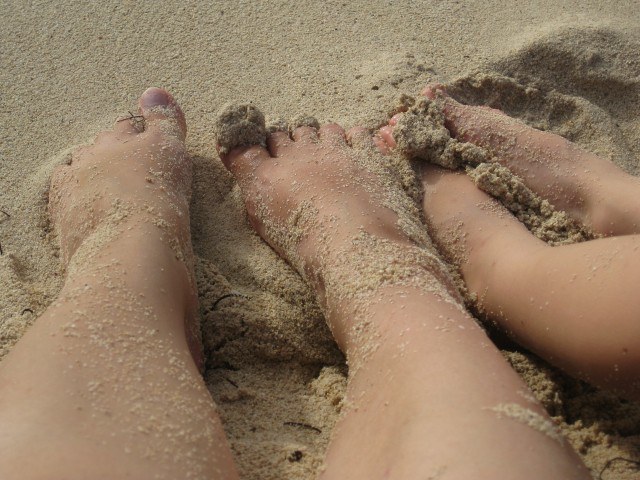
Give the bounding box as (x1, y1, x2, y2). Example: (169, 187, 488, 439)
(2, 1, 640, 478)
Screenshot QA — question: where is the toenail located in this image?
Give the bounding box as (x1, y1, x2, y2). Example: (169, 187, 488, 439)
(141, 87, 172, 109)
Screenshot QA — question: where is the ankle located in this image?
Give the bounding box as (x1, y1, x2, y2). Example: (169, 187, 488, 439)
(324, 258, 464, 358)
(64, 218, 195, 312)
(462, 228, 546, 312)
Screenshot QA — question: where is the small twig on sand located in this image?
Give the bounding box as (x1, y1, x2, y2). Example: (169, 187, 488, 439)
(598, 457, 640, 480)
(213, 291, 250, 310)
(117, 110, 146, 131)
(222, 376, 238, 388)
(283, 422, 322, 434)
(0, 210, 10, 255)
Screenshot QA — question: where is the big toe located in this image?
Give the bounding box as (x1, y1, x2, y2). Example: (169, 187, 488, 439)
(139, 87, 187, 140)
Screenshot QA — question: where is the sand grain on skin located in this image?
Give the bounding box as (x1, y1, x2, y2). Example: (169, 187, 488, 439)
(2, 2, 640, 479)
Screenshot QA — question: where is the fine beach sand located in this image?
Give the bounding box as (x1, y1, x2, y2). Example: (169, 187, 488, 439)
(2, 1, 640, 479)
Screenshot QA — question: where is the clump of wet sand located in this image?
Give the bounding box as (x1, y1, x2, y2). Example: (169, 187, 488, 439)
(213, 104, 267, 155)
(394, 94, 596, 245)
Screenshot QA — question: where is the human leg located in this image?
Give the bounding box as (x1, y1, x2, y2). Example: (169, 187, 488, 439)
(0, 89, 238, 479)
(418, 166, 640, 400)
(377, 86, 640, 398)
(220, 124, 590, 479)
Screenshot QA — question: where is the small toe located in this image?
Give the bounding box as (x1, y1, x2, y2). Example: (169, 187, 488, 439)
(138, 87, 187, 140)
(69, 145, 91, 165)
(388, 113, 403, 127)
(346, 127, 389, 155)
(372, 134, 391, 155)
(346, 127, 373, 149)
(318, 123, 346, 146)
(378, 125, 396, 148)
(421, 83, 448, 99)
(292, 126, 318, 143)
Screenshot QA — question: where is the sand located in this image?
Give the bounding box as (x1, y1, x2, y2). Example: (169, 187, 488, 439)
(394, 95, 596, 245)
(1, 1, 640, 479)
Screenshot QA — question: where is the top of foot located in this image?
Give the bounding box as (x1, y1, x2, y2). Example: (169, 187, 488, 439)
(379, 84, 639, 237)
(218, 118, 463, 350)
(48, 87, 191, 271)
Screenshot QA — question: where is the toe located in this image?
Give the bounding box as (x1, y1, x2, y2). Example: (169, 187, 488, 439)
(267, 131, 293, 157)
(378, 125, 396, 148)
(138, 87, 187, 141)
(438, 96, 520, 147)
(69, 145, 90, 165)
(292, 126, 318, 143)
(318, 123, 346, 146)
(388, 113, 403, 127)
(421, 83, 448, 99)
(372, 134, 391, 155)
(420, 83, 512, 144)
(347, 126, 372, 148)
(220, 144, 271, 183)
(346, 126, 390, 155)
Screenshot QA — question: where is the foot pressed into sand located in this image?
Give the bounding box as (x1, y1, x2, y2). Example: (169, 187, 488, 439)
(219, 115, 591, 480)
(0, 88, 239, 479)
(389, 84, 640, 237)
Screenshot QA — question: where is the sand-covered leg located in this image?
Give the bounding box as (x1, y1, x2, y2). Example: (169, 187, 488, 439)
(416, 85, 640, 236)
(422, 164, 640, 400)
(0, 89, 239, 480)
(218, 110, 590, 480)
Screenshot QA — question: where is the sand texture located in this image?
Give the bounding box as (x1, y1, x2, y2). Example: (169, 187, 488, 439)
(2, 1, 640, 479)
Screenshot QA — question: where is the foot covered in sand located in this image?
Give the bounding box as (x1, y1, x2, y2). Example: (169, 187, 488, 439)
(381, 84, 640, 237)
(376, 83, 640, 300)
(219, 120, 462, 354)
(218, 110, 594, 480)
(378, 85, 640, 399)
(48, 87, 202, 364)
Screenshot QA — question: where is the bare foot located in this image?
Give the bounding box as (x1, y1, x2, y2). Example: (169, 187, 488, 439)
(378, 88, 640, 398)
(376, 100, 546, 315)
(49, 88, 189, 267)
(380, 84, 640, 236)
(219, 123, 461, 352)
(48, 87, 202, 366)
(220, 123, 591, 480)
(0, 88, 241, 479)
